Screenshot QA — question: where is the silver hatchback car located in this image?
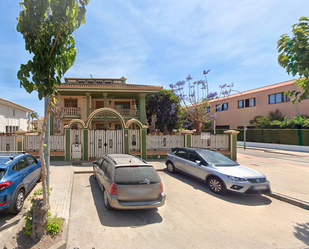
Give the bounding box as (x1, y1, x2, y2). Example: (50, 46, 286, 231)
(165, 147, 271, 195)
(93, 154, 166, 210)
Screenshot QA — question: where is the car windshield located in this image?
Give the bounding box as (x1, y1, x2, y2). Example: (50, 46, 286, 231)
(198, 150, 239, 167)
(0, 169, 6, 180)
(114, 166, 161, 185)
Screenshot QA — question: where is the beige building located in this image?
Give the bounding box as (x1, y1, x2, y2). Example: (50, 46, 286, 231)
(209, 79, 309, 129)
(32, 117, 44, 131)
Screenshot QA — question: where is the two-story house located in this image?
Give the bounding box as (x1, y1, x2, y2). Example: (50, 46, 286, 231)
(55, 77, 162, 132)
(54, 77, 162, 160)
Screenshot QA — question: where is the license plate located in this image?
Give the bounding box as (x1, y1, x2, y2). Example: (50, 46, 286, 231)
(128, 188, 153, 196)
(253, 185, 268, 190)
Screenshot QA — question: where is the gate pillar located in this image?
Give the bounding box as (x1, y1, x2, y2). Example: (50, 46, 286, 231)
(224, 130, 239, 160)
(83, 128, 89, 161)
(16, 130, 26, 152)
(141, 129, 147, 160)
(181, 130, 193, 148)
(65, 128, 71, 161)
(123, 129, 129, 154)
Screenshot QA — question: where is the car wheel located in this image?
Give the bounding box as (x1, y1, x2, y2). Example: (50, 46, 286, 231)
(103, 189, 112, 210)
(12, 189, 25, 214)
(207, 177, 226, 195)
(166, 162, 175, 173)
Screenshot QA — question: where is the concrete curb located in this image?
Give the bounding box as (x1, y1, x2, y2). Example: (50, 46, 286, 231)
(265, 192, 309, 211)
(74, 168, 166, 174)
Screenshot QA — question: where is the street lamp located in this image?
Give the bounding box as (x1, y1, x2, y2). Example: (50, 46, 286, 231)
(231, 89, 246, 150)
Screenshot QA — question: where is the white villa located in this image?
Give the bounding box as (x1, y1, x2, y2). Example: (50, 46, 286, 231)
(0, 98, 33, 133)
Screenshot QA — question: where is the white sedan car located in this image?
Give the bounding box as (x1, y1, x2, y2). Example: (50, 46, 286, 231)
(165, 147, 271, 195)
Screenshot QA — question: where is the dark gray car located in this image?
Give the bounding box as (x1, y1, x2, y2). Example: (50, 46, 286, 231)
(93, 154, 166, 210)
(165, 147, 271, 195)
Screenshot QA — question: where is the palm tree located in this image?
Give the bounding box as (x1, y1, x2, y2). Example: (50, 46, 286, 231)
(29, 112, 39, 131)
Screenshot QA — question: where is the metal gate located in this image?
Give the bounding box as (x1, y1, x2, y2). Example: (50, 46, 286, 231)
(89, 130, 123, 158)
(71, 130, 83, 145)
(129, 130, 140, 151)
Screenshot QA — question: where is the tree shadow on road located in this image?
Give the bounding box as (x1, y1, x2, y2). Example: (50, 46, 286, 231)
(88, 175, 163, 228)
(163, 169, 272, 206)
(294, 222, 309, 247)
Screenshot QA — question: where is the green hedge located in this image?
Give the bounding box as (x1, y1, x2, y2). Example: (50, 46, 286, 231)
(203, 129, 309, 146)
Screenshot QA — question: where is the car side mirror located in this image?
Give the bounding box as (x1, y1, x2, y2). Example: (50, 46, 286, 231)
(93, 161, 97, 165)
(195, 160, 201, 165)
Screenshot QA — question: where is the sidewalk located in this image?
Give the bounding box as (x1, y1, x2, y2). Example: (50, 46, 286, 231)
(236, 146, 309, 210)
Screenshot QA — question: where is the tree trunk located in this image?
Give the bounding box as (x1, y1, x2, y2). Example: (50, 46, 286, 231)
(195, 121, 204, 135)
(32, 96, 52, 239)
(30, 197, 48, 239)
(163, 124, 168, 135)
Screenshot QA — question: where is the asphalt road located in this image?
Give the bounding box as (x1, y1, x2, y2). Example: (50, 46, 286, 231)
(67, 172, 309, 249)
(237, 148, 309, 203)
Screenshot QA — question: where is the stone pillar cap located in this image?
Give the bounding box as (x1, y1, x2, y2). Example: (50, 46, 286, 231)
(223, 130, 240, 134)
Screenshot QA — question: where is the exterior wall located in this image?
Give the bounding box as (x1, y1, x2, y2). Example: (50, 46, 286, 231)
(209, 80, 309, 129)
(0, 103, 30, 133)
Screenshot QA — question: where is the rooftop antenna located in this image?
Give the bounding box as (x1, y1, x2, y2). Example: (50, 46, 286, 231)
(90, 74, 93, 78)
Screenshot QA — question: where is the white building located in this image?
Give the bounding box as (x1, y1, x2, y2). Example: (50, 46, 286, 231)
(0, 98, 33, 133)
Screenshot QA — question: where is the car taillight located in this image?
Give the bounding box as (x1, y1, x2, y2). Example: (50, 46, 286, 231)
(165, 154, 168, 157)
(160, 181, 164, 193)
(0, 181, 13, 191)
(109, 182, 117, 195)
(130, 165, 139, 167)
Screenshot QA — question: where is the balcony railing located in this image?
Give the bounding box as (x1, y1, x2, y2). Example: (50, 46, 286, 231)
(90, 108, 138, 117)
(64, 107, 81, 116)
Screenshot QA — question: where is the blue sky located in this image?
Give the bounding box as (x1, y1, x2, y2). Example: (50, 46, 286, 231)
(1, 0, 309, 117)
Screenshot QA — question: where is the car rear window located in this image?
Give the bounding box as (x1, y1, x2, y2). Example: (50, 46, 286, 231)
(114, 166, 161, 185)
(0, 169, 6, 180)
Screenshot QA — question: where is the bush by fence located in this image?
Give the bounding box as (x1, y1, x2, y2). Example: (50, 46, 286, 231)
(203, 129, 309, 146)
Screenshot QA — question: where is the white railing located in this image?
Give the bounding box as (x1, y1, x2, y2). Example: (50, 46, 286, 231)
(192, 134, 229, 150)
(24, 135, 65, 151)
(0, 136, 16, 151)
(147, 135, 183, 150)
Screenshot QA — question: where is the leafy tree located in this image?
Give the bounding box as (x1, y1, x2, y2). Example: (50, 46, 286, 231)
(29, 112, 39, 130)
(170, 70, 232, 135)
(249, 116, 271, 129)
(268, 109, 284, 121)
(17, 0, 90, 239)
(277, 16, 309, 102)
(270, 120, 282, 129)
(146, 89, 181, 135)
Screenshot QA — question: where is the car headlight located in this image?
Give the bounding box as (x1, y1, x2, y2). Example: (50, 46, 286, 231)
(226, 175, 247, 182)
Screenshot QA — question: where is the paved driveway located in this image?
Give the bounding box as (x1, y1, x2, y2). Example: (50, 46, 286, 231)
(67, 171, 308, 249)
